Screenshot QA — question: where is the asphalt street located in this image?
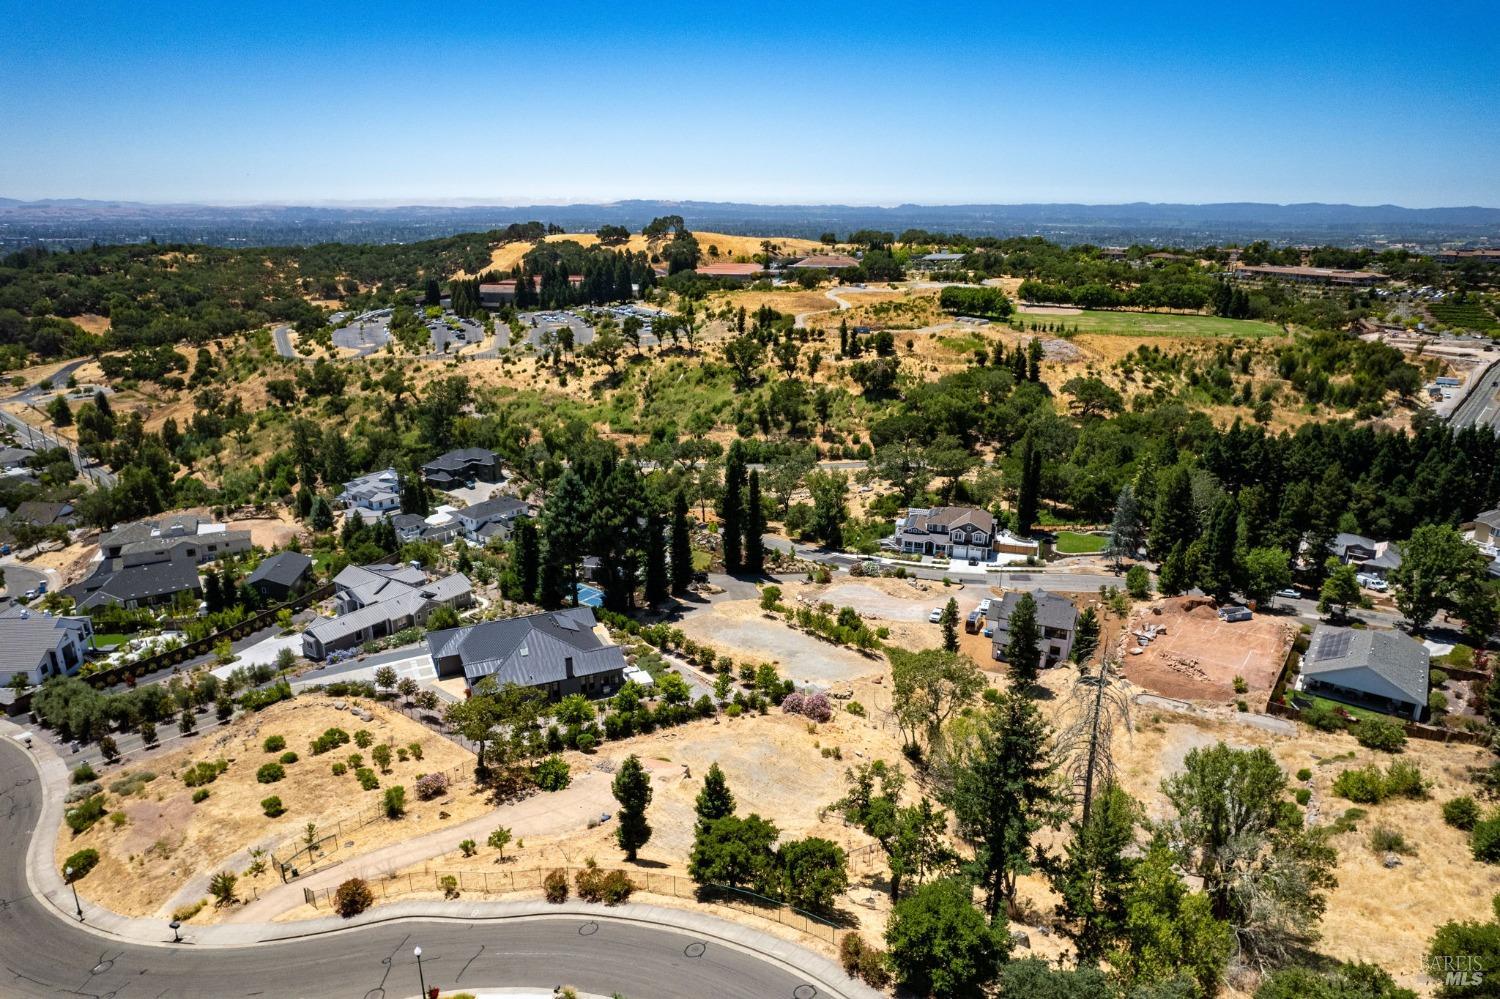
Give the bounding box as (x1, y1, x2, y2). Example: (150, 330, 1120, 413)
(1451, 358, 1500, 430)
(0, 738, 861, 999)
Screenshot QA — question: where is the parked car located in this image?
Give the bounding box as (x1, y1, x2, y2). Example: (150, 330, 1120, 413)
(982, 622, 995, 638)
(1356, 573, 1389, 592)
(978, 598, 992, 614)
(1275, 588, 1299, 599)
(928, 607, 944, 623)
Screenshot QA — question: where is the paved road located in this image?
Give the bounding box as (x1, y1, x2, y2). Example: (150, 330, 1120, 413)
(1450, 358, 1500, 429)
(272, 324, 301, 360)
(0, 738, 867, 999)
(0, 406, 114, 486)
(764, 535, 1120, 590)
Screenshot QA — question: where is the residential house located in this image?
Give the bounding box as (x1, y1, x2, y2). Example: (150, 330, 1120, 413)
(884, 506, 1038, 562)
(10, 500, 75, 529)
(0, 446, 36, 470)
(1232, 263, 1383, 287)
(421, 448, 503, 490)
(301, 563, 473, 660)
(392, 508, 463, 545)
(454, 496, 534, 544)
(912, 252, 967, 270)
(245, 551, 314, 603)
(337, 468, 401, 518)
(66, 559, 202, 611)
(1295, 624, 1430, 721)
(65, 514, 251, 610)
(0, 604, 94, 687)
(692, 262, 765, 282)
(427, 607, 626, 698)
(789, 254, 860, 271)
(990, 590, 1078, 667)
(1330, 532, 1403, 579)
(1469, 508, 1500, 549)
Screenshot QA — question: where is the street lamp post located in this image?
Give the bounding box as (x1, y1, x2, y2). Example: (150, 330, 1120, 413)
(414, 945, 426, 998)
(170, 919, 182, 943)
(64, 867, 82, 920)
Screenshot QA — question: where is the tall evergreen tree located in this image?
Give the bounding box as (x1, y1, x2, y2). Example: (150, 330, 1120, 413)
(694, 762, 736, 833)
(1051, 782, 1140, 965)
(512, 518, 540, 602)
(1201, 494, 1239, 601)
(941, 691, 1067, 920)
(1149, 465, 1197, 561)
(536, 532, 569, 609)
(1015, 435, 1040, 536)
(644, 509, 669, 606)
(940, 597, 960, 653)
(721, 441, 746, 573)
(542, 469, 589, 604)
(1108, 483, 1141, 569)
(1004, 592, 1042, 688)
(612, 755, 653, 861)
(743, 470, 766, 574)
(670, 490, 693, 594)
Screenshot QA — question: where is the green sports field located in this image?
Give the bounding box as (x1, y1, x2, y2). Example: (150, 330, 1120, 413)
(1016, 308, 1283, 339)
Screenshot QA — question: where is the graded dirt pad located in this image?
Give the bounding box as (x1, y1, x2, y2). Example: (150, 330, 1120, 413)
(675, 590, 882, 685)
(59, 694, 479, 919)
(1118, 597, 1293, 704)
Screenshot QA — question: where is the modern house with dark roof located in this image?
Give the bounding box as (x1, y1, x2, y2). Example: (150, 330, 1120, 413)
(302, 563, 473, 660)
(990, 590, 1078, 667)
(10, 500, 75, 529)
(0, 604, 93, 687)
(884, 506, 1037, 562)
(67, 558, 202, 611)
(421, 448, 503, 490)
(427, 607, 626, 698)
(246, 551, 314, 603)
(1295, 624, 1430, 720)
(99, 514, 251, 565)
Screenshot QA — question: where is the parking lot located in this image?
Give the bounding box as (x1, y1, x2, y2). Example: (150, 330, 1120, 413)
(331, 310, 392, 355)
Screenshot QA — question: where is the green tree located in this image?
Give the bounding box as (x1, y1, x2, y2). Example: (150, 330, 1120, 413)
(209, 870, 239, 907)
(669, 490, 695, 595)
(885, 877, 1008, 998)
(1319, 558, 1361, 619)
(1112, 841, 1232, 998)
(778, 837, 848, 913)
(1150, 465, 1197, 561)
(940, 691, 1066, 919)
(1200, 494, 1239, 601)
(1015, 434, 1041, 535)
(1051, 782, 1139, 965)
(1391, 523, 1494, 633)
(512, 518, 540, 601)
(806, 470, 849, 549)
(1160, 743, 1337, 961)
(695, 762, 736, 831)
(940, 597, 959, 653)
(743, 470, 765, 574)
(888, 647, 984, 756)
(1426, 897, 1500, 999)
(721, 441, 746, 572)
(612, 754, 653, 861)
(1072, 606, 1100, 665)
(487, 825, 513, 857)
(689, 813, 779, 892)
(1108, 483, 1142, 569)
(1004, 591, 1042, 688)
(1241, 547, 1292, 606)
(643, 508, 669, 606)
(1256, 962, 1417, 999)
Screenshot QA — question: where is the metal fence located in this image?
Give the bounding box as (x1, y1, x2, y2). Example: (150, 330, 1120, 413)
(299, 865, 842, 944)
(272, 762, 474, 882)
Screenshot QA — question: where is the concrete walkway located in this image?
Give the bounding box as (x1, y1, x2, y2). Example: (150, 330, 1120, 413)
(1, 719, 879, 998)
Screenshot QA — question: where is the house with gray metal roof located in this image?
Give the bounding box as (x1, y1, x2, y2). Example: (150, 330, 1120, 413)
(990, 590, 1078, 667)
(337, 468, 401, 517)
(1328, 532, 1403, 579)
(67, 558, 203, 611)
(454, 496, 533, 544)
(302, 563, 473, 660)
(427, 607, 625, 698)
(0, 604, 93, 687)
(1295, 624, 1430, 720)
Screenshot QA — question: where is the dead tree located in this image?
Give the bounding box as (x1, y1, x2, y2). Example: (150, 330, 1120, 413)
(1055, 657, 1133, 825)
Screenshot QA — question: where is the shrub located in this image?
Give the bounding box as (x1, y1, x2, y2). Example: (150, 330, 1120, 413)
(65, 794, 107, 834)
(63, 848, 99, 881)
(1300, 701, 1347, 732)
(1429, 690, 1448, 715)
(543, 868, 569, 903)
(347, 753, 364, 769)
(1430, 668, 1449, 687)
(1329, 807, 1368, 835)
(192, 788, 210, 803)
(256, 762, 285, 784)
(333, 878, 373, 917)
(408, 742, 423, 760)
(599, 869, 635, 905)
(1370, 826, 1415, 855)
(1232, 675, 1249, 695)
(440, 874, 459, 899)
(71, 762, 97, 785)
(1296, 767, 1313, 782)
(65, 782, 102, 803)
(575, 733, 597, 753)
(331, 762, 347, 777)
(172, 899, 207, 922)
(279, 751, 299, 765)
(859, 949, 891, 988)
(382, 785, 406, 818)
(261, 795, 285, 817)
(533, 755, 571, 792)
(354, 729, 373, 749)
(110, 811, 128, 828)
(459, 839, 477, 857)
(575, 860, 606, 902)
(1355, 718, 1407, 752)
(1472, 814, 1500, 864)
(840, 933, 866, 977)
(108, 770, 158, 796)
(1333, 765, 1387, 804)
(183, 759, 229, 788)
(1384, 760, 1428, 800)
(1294, 788, 1311, 805)
(209, 870, 239, 906)
(310, 728, 350, 755)
(414, 772, 449, 800)
(846, 700, 866, 717)
(356, 768, 380, 790)
(263, 735, 286, 753)
(1445, 796, 1482, 831)
(371, 744, 392, 772)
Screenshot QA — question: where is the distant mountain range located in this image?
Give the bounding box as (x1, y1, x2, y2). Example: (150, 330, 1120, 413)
(3, 197, 1498, 250)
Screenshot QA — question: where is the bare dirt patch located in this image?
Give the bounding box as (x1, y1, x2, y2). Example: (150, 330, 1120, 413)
(1118, 597, 1294, 704)
(676, 594, 880, 686)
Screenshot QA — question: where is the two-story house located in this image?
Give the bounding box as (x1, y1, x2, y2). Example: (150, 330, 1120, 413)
(301, 563, 473, 660)
(337, 469, 401, 518)
(885, 506, 1037, 562)
(990, 590, 1078, 667)
(454, 496, 534, 544)
(0, 604, 94, 687)
(421, 448, 503, 490)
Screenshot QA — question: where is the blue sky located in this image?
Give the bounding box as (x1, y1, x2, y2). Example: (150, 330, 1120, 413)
(2, 1, 1497, 206)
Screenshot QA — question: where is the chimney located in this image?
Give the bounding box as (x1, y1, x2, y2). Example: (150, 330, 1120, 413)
(564, 656, 574, 680)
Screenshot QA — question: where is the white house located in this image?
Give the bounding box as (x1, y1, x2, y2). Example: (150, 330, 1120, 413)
(0, 604, 94, 687)
(337, 469, 401, 518)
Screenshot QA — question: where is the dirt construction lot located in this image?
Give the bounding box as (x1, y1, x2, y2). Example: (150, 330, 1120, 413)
(1119, 597, 1295, 704)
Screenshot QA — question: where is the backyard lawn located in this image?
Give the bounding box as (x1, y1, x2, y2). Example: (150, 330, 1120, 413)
(1054, 531, 1109, 554)
(1016, 307, 1283, 339)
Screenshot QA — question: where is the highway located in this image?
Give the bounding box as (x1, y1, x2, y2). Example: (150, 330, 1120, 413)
(0, 738, 864, 999)
(1450, 359, 1500, 430)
